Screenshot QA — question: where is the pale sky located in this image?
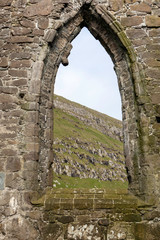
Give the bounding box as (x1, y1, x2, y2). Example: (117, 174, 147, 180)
(54, 27, 122, 120)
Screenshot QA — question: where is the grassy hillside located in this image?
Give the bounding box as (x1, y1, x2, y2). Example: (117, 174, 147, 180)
(53, 95, 127, 189)
(54, 107, 123, 150)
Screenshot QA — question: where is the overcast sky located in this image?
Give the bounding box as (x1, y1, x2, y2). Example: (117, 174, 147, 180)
(54, 27, 122, 120)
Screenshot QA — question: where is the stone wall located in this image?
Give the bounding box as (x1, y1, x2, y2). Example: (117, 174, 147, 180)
(31, 188, 160, 240)
(0, 0, 160, 239)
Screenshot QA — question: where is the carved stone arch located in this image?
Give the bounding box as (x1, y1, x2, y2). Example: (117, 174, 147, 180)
(38, 3, 147, 200)
(1, 1, 160, 238)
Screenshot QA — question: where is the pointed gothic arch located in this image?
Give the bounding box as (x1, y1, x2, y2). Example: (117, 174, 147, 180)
(38, 4, 149, 200)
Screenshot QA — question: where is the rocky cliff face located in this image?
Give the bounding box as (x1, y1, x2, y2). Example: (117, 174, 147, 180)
(53, 95, 127, 182)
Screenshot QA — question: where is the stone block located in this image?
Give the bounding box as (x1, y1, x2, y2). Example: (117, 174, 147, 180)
(98, 219, 109, 227)
(126, 29, 147, 39)
(76, 215, 91, 223)
(10, 60, 31, 68)
(57, 216, 74, 224)
(26, 210, 42, 220)
(125, 0, 140, 2)
(0, 132, 17, 139)
(12, 79, 27, 86)
(42, 223, 62, 239)
(1, 148, 17, 156)
(121, 16, 143, 27)
(0, 172, 5, 190)
(38, 18, 49, 29)
(24, 111, 38, 123)
(0, 191, 10, 206)
(109, 0, 124, 11)
(24, 124, 39, 137)
(5, 216, 39, 240)
(144, 59, 160, 67)
(44, 29, 57, 42)
(0, 86, 18, 94)
(0, 57, 8, 67)
(94, 199, 114, 209)
(1, 29, 10, 37)
(10, 52, 31, 60)
(32, 29, 44, 36)
(25, 142, 40, 152)
(0, 93, 18, 104)
(8, 69, 27, 78)
(149, 28, 160, 37)
(6, 157, 21, 172)
(130, 3, 151, 13)
(10, 36, 33, 43)
(74, 199, 93, 210)
(135, 222, 160, 240)
(29, 61, 44, 94)
(146, 16, 160, 27)
(123, 213, 141, 222)
(151, 93, 160, 104)
(24, 0, 54, 17)
(24, 152, 39, 162)
(0, 0, 12, 7)
(45, 198, 60, 210)
(147, 44, 160, 51)
(145, 69, 160, 79)
(20, 19, 35, 28)
(11, 27, 32, 36)
(5, 173, 23, 189)
(60, 199, 74, 210)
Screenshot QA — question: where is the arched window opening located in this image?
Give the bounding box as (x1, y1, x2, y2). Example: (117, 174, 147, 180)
(53, 27, 127, 189)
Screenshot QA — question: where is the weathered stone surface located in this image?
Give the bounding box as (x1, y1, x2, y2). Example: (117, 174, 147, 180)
(20, 19, 35, 28)
(12, 78, 27, 86)
(0, 173, 5, 190)
(38, 18, 49, 29)
(11, 27, 32, 36)
(0, 57, 8, 67)
(146, 15, 160, 27)
(10, 36, 33, 43)
(0, 1, 160, 239)
(121, 16, 143, 27)
(57, 216, 74, 224)
(126, 29, 147, 39)
(151, 93, 160, 104)
(41, 223, 62, 240)
(10, 60, 31, 68)
(5, 216, 38, 240)
(98, 219, 109, 226)
(24, 0, 54, 17)
(109, 0, 124, 11)
(8, 69, 27, 78)
(145, 69, 160, 79)
(32, 29, 44, 36)
(44, 30, 57, 42)
(0, 93, 18, 103)
(0, 0, 12, 7)
(130, 3, 151, 13)
(29, 61, 44, 94)
(6, 157, 21, 172)
(135, 222, 160, 240)
(10, 52, 31, 60)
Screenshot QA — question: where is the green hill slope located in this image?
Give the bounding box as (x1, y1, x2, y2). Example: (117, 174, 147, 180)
(53, 95, 127, 189)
